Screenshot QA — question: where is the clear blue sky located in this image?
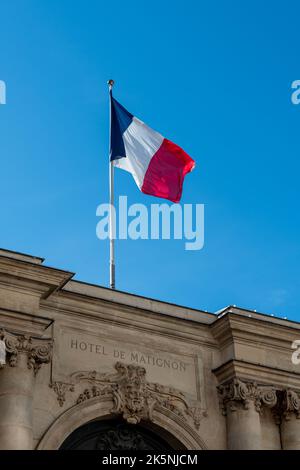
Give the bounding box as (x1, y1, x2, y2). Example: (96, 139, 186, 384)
(1, 1, 299, 320)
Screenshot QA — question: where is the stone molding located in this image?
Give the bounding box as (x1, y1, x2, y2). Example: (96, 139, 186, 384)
(50, 361, 204, 430)
(0, 328, 52, 375)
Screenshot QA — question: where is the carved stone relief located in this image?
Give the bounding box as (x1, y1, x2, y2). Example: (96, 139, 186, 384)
(0, 328, 52, 375)
(280, 389, 300, 421)
(50, 382, 75, 407)
(50, 361, 204, 430)
(217, 378, 300, 423)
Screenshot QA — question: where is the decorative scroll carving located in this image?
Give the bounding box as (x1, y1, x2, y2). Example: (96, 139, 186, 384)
(50, 382, 75, 406)
(218, 382, 300, 425)
(254, 385, 277, 413)
(218, 378, 254, 414)
(281, 389, 300, 420)
(218, 378, 300, 424)
(0, 328, 52, 375)
(218, 378, 277, 415)
(72, 361, 203, 429)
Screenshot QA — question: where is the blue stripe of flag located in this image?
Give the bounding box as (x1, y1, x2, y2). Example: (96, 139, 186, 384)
(110, 92, 133, 161)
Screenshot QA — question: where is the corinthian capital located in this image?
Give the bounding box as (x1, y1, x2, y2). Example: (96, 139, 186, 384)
(255, 386, 278, 413)
(218, 378, 254, 414)
(218, 378, 277, 415)
(281, 389, 300, 420)
(0, 328, 52, 375)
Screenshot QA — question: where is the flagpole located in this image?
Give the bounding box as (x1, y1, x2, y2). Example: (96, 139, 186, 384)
(108, 79, 115, 289)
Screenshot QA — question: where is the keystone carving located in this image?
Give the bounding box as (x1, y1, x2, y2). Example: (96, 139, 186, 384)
(71, 361, 204, 429)
(218, 378, 277, 415)
(0, 328, 52, 375)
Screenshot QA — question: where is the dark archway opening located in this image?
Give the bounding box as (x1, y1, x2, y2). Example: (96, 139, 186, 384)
(60, 418, 182, 450)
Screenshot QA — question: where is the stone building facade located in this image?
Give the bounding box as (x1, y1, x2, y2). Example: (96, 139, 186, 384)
(0, 248, 300, 450)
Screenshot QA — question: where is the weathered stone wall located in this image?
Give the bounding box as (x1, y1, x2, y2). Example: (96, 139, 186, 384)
(0, 249, 299, 449)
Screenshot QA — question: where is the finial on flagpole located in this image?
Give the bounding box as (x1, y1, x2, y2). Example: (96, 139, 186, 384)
(107, 79, 114, 89)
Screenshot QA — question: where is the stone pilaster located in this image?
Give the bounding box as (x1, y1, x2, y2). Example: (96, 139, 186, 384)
(218, 378, 277, 450)
(0, 329, 52, 450)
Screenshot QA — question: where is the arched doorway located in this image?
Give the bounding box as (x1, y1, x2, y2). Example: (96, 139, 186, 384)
(59, 419, 179, 450)
(37, 399, 206, 449)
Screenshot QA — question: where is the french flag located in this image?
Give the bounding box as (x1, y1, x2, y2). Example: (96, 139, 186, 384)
(110, 91, 195, 203)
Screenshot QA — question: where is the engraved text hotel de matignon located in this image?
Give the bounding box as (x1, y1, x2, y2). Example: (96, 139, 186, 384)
(70, 338, 188, 372)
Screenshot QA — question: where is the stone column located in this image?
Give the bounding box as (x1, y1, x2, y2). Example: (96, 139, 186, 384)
(280, 389, 300, 450)
(0, 329, 52, 450)
(226, 399, 261, 449)
(218, 379, 277, 450)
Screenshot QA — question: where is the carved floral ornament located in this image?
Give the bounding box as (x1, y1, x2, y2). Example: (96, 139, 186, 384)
(217, 378, 300, 421)
(0, 328, 52, 375)
(281, 389, 300, 420)
(50, 361, 205, 430)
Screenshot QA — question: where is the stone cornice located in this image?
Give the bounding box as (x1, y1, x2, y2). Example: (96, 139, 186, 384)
(0, 306, 53, 336)
(213, 359, 300, 390)
(41, 295, 218, 348)
(0, 255, 74, 300)
(219, 306, 300, 329)
(211, 313, 300, 349)
(63, 280, 215, 325)
(0, 248, 44, 264)
(0, 328, 53, 375)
